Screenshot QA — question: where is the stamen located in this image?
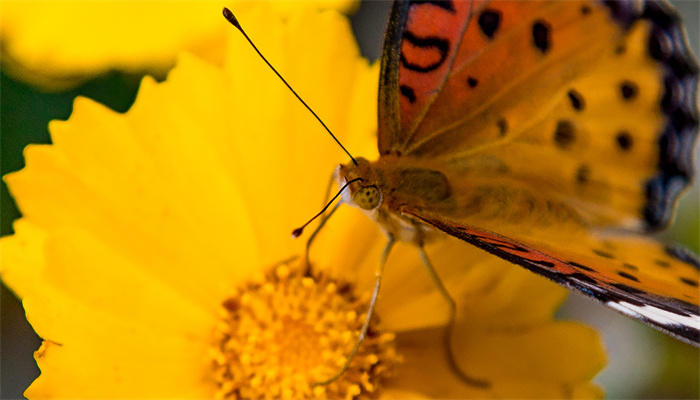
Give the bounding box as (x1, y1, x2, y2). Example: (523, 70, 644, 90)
(211, 259, 400, 399)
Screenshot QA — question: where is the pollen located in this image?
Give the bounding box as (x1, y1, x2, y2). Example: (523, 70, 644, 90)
(211, 260, 399, 399)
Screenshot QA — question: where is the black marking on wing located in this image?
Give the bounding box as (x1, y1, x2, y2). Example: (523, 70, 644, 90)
(553, 120, 576, 150)
(400, 85, 417, 103)
(681, 277, 700, 288)
(497, 118, 508, 136)
(638, 0, 699, 229)
(620, 80, 639, 100)
(473, 234, 530, 253)
(532, 20, 551, 54)
(616, 131, 634, 151)
(569, 261, 596, 272)
(478, 9, 502, 40)
(567, 89, 586, 111)
(576, 164, 591, 184)
(592, 249, 615, 259)
(617, 271, 640, 282)
(622, 263, 639, 271)
(400, 30, 450, 73)
(409, 0, 455, 13)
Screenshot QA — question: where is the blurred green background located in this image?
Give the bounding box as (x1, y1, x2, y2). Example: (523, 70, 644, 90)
(1, 1, 698, 399)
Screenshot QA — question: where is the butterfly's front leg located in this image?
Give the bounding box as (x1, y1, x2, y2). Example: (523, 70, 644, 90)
(312, 234, 396, 387)
(414, 233, 491, 389)
(303, 201, 340, 276)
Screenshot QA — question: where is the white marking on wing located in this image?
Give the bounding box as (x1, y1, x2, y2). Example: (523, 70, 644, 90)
(607, 301, 700, 328)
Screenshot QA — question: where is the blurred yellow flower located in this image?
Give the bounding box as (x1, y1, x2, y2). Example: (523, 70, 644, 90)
(0, 0, 358, 91)
(1, 3, 606, 398)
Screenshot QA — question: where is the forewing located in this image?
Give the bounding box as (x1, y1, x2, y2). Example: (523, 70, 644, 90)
(378, 0, 479, 155)
(378, 0, 698, 230)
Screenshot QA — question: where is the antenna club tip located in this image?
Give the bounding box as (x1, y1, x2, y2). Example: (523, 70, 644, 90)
(222, 7, 240, 27)
(291, 228, 304, 238)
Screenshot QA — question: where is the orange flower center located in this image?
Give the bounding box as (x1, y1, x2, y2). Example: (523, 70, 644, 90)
(211, 259, 399, 399)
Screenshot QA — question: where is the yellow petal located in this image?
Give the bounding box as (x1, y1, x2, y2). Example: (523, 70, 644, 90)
(26, 334, 215, 398)
(454, 322, 606, 393)
(0, 0, 358, 91)
(220, 5, 377, 266)
(392, 325, 605, 399)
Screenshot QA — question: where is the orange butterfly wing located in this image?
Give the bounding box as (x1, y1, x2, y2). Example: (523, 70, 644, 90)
(376, 0, 699, 345)
(405, 208, 700, 345)
(380, 0, 697, 230)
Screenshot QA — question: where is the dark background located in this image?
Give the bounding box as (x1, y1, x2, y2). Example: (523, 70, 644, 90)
(2, 1, 699, 398)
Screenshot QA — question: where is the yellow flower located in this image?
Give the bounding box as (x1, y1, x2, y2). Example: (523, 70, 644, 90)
(0, 0, 357, 91)
(1, 4, 606, 399)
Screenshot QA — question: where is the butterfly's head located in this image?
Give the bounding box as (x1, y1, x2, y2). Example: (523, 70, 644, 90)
(334, 157, 382, 211)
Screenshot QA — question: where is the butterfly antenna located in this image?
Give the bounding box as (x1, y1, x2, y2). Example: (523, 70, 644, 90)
(222, 8, 358, 166)
(292, 177, 362, 238)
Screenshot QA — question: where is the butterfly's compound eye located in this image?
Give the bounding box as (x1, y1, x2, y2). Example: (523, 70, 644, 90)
(354, 185, 381, 210)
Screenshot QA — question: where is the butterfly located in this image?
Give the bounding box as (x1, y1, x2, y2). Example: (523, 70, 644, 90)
(333, 0, 700, 348)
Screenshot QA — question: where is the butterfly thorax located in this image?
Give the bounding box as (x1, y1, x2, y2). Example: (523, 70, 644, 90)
(337, 154, 599, 246)
(335, 156, 456, 244)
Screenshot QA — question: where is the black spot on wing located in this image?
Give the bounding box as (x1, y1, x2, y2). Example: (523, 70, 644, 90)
(680, 277, 699, 288)
(400, 85, 416, 103)
(568, 261, 595, 272)
(622, 263, 639, 271)
(478, 9, 501, 39)
(467, 76, 479, 88)
(620, 80, 639, 100)
(497, 118, 508, 136)
(576, 164, 591, 184)
(554, 120, 575, 149)
(616, 131, 633, 151)
(567, 89, 585, 111)
(592, 249, 615, 259)
(617, 271, 640, 282)
(532, 20, 551, 54)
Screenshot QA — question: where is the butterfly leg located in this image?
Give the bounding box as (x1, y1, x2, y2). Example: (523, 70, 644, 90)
(302, 173, 342, 275)
(303, 201, 341, 276)
(417, 244, 491, 388)
(312, 234, 396, 387)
